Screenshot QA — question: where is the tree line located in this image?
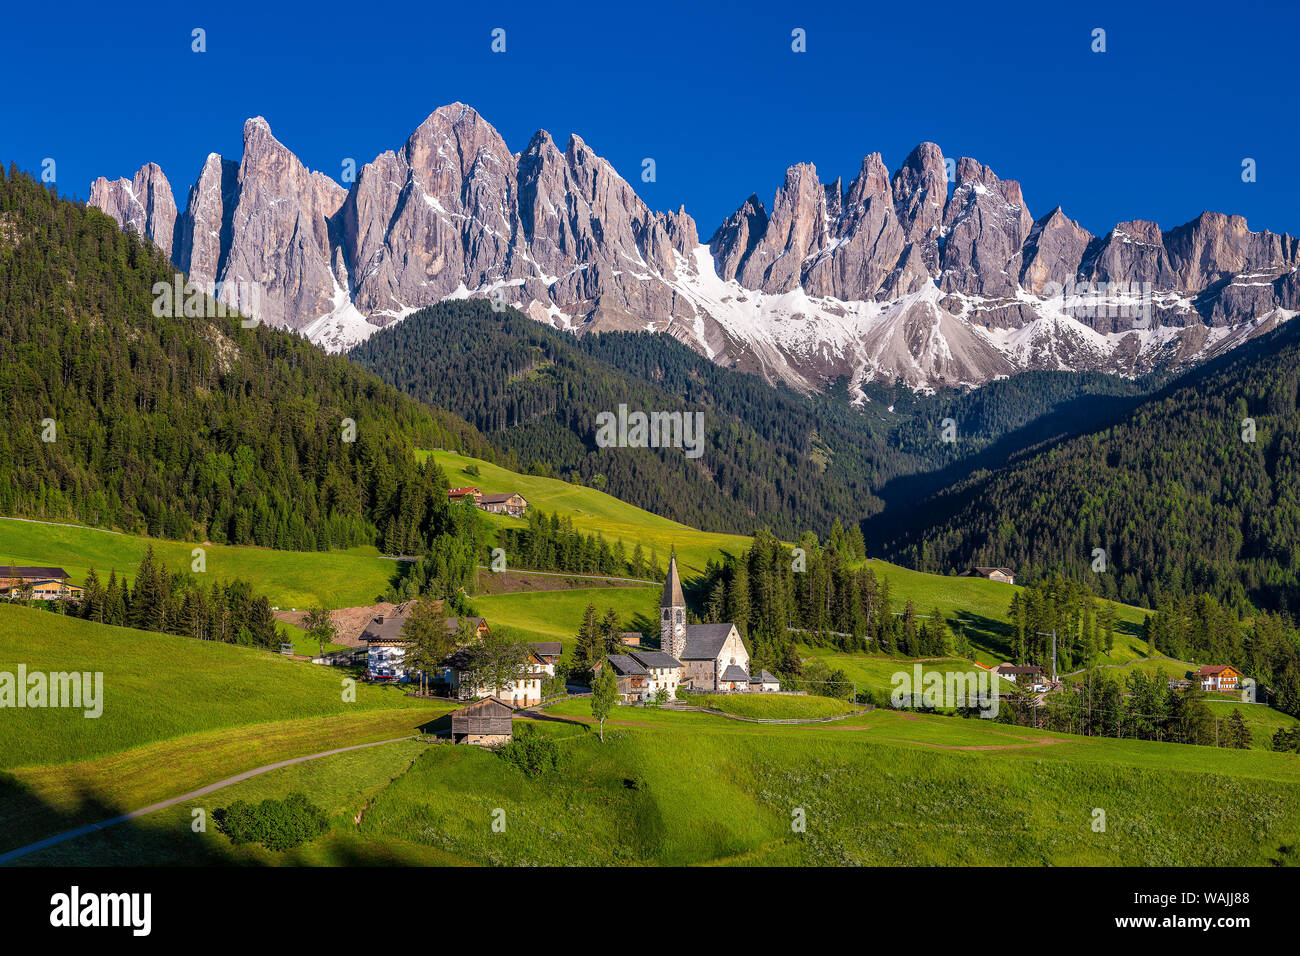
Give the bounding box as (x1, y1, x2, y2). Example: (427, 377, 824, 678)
(69, 546, 280, 648)
(694, 527, 975, 679)
(495, 509, 664, 580)
(0, 166, 495, 555)
(998, 670, 1254, 750)
(889, 319, 1300, 614)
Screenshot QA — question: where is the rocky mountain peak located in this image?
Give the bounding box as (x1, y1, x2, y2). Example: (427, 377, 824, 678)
(88, 107, 1300, 394)
(88, 162, 178, 259)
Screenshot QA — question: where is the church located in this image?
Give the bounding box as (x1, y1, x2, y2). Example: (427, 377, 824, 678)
(661, 553, 775, 693)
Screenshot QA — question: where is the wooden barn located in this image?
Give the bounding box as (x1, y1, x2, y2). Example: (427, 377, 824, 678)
(477, 492, 529, 517)
(450, 696, 514, 746)
(959, 566, 1016, 585)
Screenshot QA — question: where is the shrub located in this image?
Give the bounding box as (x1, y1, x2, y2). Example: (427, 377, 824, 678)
(496, 724, 563, 777)
(215, 792, 330, 851)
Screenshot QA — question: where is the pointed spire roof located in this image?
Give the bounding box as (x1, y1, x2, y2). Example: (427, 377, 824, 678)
(661, 551, 684, 609)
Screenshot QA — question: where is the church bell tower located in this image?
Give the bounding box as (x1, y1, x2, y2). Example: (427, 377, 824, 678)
(661, 550, 686, 660)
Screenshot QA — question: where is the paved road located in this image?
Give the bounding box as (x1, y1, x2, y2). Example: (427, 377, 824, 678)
(0, 735, 415, 865)
(476, 566, 660, 586)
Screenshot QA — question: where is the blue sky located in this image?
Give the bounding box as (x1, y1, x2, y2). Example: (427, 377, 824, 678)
(3, 0, 1297, 238)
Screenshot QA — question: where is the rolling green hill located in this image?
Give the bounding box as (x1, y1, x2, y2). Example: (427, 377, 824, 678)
(0, 517, 400, 610)
(428, 451, 1160, 667)
(29, 704, 1300, 866)
(474, 586, 659, 645)
(0, 603, 431, 769)
(426, 449, 750, 575)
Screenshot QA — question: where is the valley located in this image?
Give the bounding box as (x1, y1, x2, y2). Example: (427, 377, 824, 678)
(3, 84, 1300, 878)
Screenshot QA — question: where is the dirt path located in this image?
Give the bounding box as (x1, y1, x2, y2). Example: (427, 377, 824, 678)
(0, 736, 416, 865)
(275, 603, 395, 646)
(475, 567, 659, 588)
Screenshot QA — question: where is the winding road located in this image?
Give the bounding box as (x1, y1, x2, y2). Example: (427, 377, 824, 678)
(0, 735, 415, 865)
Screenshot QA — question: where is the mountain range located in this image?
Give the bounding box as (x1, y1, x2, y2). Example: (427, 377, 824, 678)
(88, 103, 1300, 392)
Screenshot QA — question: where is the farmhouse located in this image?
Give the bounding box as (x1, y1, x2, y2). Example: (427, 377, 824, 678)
(447, 486, 482, 504)
(531, 641, 562, 676)
(959, 566, 1016, 585)
(600, 654, 650, 702)
(440, 647, 547, 707)
(750, 669, 780, 692)
(477, 492, 529, 517)
(598, 649, 682, 702)
(1196, 665, 1241, 693)
(360, 604, 489, 681)
(993, 663, 1047, 692)
(0, 566, 81, 601)
(618, 631, 642, 647)
(449, 696, 514, 746)
(659, 553, 777, 693)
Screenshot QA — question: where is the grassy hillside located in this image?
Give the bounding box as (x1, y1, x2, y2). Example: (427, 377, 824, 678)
(679, 693, 855, 718)
(430, 452, 1154, 664)
(10, 738, 450, 867)
(0, 517, 399, 610)
(474, 586, 659, 646)
(0, 604, 431, 768)
(20, 703, 1300, 866)
(795, 648, 1016, 695)
(425, 449, 750, 576)
(1205, 700, 1300, 750)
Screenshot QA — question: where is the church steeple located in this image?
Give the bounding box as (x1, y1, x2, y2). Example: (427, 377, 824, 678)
(661, 550, 686, 659)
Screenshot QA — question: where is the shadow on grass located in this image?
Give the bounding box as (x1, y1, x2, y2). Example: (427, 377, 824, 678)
(0, 712, 441, 867)
(0, 771, 235, 867)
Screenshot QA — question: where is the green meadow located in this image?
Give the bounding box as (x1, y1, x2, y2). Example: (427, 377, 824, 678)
(346, 705, 1300, 866)
(850, 558, 1149, 664)
(423, 450, 751, 575)
(795, 647, 1015, 696)
(1205, 700, 1300, 750)
(11, 739, 458, 867)
(9, 684, 1300, 866)
(0, 517, 398, 610)
(45, 703, 1298, 867)
(472, 585, 659, 646)
(0, 604, 430, 769)
(678, 693, 855, 719)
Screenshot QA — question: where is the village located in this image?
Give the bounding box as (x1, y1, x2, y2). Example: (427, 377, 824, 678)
(0, 487, 1272, 755)
(353, 552, 784, 743)
(0, 535, 1263, 751)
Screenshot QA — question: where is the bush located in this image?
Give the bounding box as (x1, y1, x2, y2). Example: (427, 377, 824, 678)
(215, 792, 330, 851)
(496, 724, 563, 777)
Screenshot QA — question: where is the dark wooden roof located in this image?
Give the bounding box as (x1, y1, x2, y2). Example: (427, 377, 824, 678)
(605, 654, 649, 676)
(0, 566, 69, 581)
(362, 606, 486, 645)
(630, 650, 681, 669)
(532, 641, 562, 658)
